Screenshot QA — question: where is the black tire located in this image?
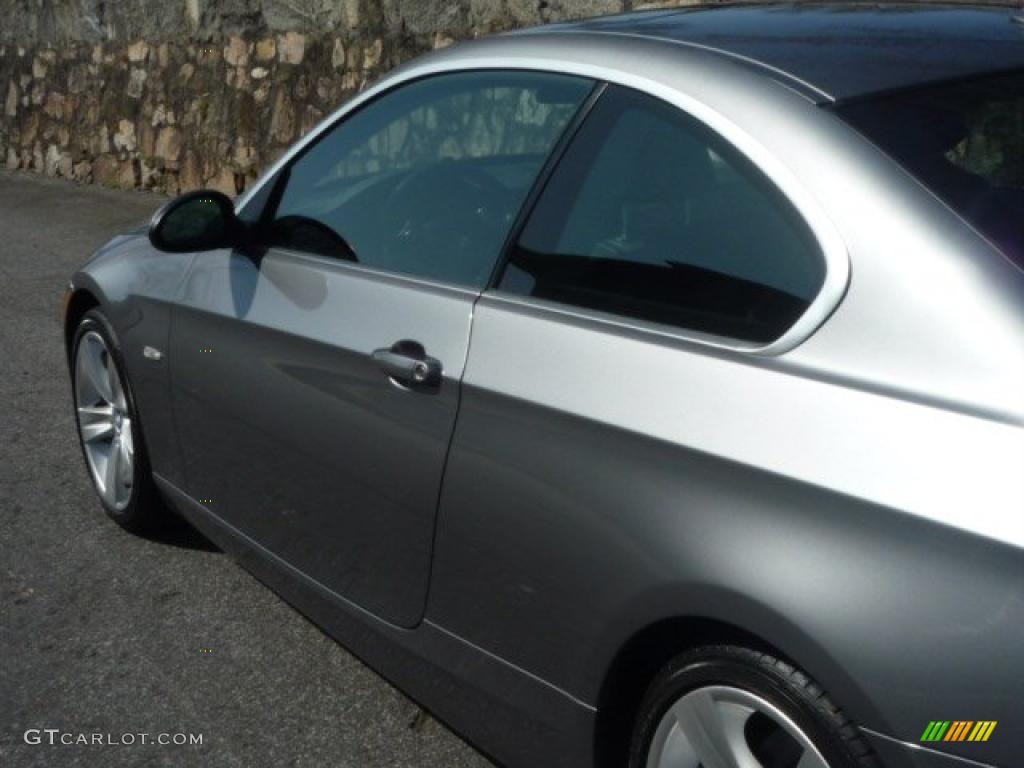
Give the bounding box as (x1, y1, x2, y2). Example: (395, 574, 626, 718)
(71, 308, 166, 534)
(629, 645, 880, 768)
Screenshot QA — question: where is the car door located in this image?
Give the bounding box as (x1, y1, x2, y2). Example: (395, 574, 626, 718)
(168, 70, 593, 627)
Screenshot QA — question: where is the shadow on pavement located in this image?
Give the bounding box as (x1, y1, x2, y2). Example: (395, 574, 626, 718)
(148, 513, 221, 552)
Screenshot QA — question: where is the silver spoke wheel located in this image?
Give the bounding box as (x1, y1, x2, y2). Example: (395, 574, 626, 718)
(75, 330, 134, 511)
(646, 685, 830, 768)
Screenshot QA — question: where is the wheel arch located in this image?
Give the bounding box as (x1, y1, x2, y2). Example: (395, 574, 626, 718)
(63, 282, 104, 362)
(594, 614, 774, 768)
(591, 595, 885, 768)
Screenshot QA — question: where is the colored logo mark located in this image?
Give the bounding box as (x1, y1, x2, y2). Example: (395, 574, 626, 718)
(921, 721, 997, 743)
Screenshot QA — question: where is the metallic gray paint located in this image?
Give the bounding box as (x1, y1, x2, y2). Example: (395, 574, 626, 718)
(68, 19, 1023, 768)
(169, 247, 474, 627)
(152, 474, 599, 767)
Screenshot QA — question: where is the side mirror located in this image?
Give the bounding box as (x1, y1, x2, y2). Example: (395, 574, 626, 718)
(149, 189, 241, 252)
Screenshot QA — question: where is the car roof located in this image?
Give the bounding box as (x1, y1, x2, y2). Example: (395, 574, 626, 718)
(509, 2, 1024, 102)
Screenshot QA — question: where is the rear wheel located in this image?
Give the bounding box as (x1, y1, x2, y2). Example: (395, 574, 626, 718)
(72, 309, 165, 533)
(630, 645, 879, 768)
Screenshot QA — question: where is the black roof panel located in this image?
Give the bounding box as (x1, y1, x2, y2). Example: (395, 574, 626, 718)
(524, 3, 1024, 101)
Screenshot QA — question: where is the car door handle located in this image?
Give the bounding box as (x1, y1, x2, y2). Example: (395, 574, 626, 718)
(371, 341, 442, 387)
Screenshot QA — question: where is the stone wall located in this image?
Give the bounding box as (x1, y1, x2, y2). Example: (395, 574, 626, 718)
(1, 0, 1008, 196)
(0, 0, 671, 196)
(1, 30, 434, 194)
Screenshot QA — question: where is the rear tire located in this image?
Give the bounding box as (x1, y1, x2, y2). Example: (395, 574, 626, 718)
(71, 308, 166, 534)
(629, 645, 880, 768)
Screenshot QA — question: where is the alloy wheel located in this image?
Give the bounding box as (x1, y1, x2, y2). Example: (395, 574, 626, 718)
(646, 685, 831, 768)
(74, 330, 134, 510)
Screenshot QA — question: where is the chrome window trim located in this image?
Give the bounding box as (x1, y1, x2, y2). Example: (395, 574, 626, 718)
(235, 53, 851, 357)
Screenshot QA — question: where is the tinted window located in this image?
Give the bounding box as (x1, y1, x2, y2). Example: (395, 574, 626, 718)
(267, 71, 592, 287)
(498, 87, 825, 343)
(835, 71, 1024, 269)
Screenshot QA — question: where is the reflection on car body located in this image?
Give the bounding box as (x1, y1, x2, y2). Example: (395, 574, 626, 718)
(65, 5, 1024, 768)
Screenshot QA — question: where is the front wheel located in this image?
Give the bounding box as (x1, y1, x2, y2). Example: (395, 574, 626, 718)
(71, 308, 165, 533)
(630, 645, 879, 768)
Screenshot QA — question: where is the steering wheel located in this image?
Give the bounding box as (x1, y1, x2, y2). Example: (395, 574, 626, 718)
(377, 162, 513, 277)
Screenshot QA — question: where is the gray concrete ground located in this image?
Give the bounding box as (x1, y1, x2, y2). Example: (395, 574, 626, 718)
(0, 170, 494, 768)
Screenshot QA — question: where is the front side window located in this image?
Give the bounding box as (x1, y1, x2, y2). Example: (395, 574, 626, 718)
(498, 86, 826, 343)
(265, 71, 593, 288)
(834, 70, 1024, 270)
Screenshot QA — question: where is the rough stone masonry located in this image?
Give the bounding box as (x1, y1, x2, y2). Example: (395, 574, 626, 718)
(0, 0, 713, 196)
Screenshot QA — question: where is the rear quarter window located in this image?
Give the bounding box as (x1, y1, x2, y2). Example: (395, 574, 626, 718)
(497, 85, 826, 344)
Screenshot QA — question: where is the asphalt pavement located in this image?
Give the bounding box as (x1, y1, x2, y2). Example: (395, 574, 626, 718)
(0, 169, 494, 768)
